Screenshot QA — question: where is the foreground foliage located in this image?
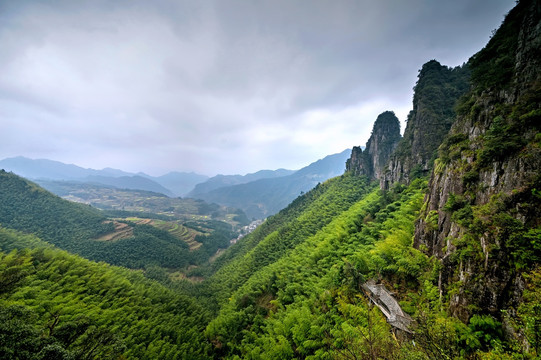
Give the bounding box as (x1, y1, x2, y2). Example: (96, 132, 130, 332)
(0, 227, 210, 360)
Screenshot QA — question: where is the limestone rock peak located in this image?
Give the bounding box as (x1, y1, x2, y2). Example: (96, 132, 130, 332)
(346, 111, 401, 180)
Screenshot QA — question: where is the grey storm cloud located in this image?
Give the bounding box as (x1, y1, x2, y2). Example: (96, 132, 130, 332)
(0, 0, 515, 175)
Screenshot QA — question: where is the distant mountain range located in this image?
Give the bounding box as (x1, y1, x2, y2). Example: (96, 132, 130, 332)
(0, 150, 351, 218)
(0, 156, 132, 179)
(141, 171, 209, 197)
(189, 168, 296, 196)
(0, 156, 206, 197)
(188, 149, 352, 219)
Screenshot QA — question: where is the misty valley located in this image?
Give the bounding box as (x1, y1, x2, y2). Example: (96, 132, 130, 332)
(1, 0, 541, 359)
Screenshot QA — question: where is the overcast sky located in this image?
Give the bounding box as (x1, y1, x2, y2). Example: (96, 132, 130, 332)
(0, 0, 515, 176)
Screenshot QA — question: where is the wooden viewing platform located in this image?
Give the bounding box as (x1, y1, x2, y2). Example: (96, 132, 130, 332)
(362, 281, 413, 333)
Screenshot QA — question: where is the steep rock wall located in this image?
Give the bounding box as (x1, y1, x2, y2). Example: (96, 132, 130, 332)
(381, 61, 470, 189)
(414, 0, 541, 322)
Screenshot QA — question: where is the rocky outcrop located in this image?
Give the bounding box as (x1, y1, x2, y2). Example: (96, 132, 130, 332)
(380, 61, 470, 189)
(414, 0, 541, 322)
(346, 111, 401, 180)
(345, 146, 368, 176)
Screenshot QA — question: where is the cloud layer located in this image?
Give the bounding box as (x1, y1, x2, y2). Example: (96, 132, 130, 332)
(0, 0, 515, 175)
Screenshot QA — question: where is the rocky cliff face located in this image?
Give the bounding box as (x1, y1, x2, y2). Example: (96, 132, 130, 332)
(345, 146, 366, 176)
(346, 111, 401, 180)
(380, 61, 470, 189)
(414, 0, 541, 323)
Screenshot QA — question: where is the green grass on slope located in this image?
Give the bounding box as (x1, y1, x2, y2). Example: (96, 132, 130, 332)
(0, 227, 210, 360)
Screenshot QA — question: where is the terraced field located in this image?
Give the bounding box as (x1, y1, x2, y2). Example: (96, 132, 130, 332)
(126, 218, 153, 225)
(95, 215, 225, 257)
(155, 220, 203, 250)
(96, 220, 133, 241)
(171, 222, 203, 250)
(36, 180, 247, 229)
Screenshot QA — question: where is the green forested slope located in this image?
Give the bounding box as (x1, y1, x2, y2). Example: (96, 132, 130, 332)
(203, 176, 540, 359)
(198, 173, 374, 308)
(204, 180, 430, 358)
(0, 170, 112, 247)
(0, 227, 210, 359)
(4, 171, 539, 359)
(0, 170, 231, 270)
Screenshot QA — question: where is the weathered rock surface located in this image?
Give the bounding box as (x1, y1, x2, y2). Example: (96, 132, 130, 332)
(380, 60, 470, 189)
(346, 111, 401, 180)
(414, 0, 541, 322)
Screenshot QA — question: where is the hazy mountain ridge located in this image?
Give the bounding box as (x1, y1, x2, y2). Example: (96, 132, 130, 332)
(0, 155, 329, 201)
(0, 156, 133, 179)
(189, 168, 296, 196)
(84, 175, 176, 197)
(144, 171, 210, 197)
(189, 149, 351, 219)
(0, 156, 206, 197)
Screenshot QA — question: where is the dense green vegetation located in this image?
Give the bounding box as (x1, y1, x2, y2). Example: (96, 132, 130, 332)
(3, 169, 540, 358)
(0, 171, 235, 273)
(204, 179, 428, 358)
(197, 173, 374, 308)
(0, 227, 210, 359)
(201, 178, 540, 359)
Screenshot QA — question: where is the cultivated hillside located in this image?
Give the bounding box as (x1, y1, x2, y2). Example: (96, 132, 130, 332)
(0, 171, 236, 270)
